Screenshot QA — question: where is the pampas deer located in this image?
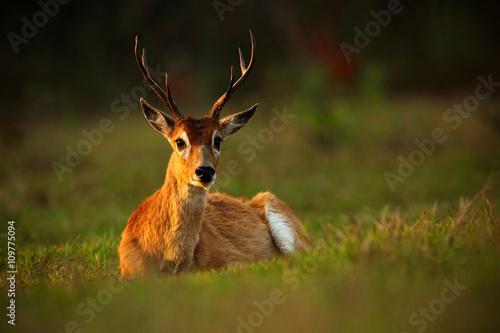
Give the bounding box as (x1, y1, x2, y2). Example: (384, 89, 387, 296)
(119, 31, 308, 277)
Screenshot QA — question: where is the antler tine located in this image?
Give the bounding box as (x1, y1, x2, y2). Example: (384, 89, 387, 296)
(164, 73, 181, 117)
(210, 30, 256, 119)
(238, 48, 246, 73)
(210, 67, 235, 120)
(134, 36, 184, 122)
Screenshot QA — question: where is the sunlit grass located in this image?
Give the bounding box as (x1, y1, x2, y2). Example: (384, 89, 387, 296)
(1, 96, 499, 332)
(2, 186, 498, 332)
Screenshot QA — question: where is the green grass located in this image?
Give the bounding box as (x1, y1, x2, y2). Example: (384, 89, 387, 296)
(1, 96, 500, 332)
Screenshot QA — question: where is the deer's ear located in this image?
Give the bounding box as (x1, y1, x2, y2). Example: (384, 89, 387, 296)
(220, 104, 258, 138)
(140, 98, 176, 138)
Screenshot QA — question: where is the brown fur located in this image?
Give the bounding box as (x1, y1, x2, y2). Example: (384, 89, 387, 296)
(118, 116, 309, 277)
(120, 33, 309, 277)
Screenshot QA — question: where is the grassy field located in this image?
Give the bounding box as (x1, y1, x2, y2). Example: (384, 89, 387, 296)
(1, 94, 500, 332)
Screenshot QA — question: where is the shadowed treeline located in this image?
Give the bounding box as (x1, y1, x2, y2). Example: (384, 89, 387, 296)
(2, 0, 500, 119)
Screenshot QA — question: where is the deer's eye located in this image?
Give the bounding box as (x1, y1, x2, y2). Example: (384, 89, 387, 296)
(214, 137, 223, 150)
(175, 139, 186, 150)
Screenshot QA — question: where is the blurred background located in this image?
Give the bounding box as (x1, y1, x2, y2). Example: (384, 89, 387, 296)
(2, 0, 500, 115)
(1, 0, 500, 239)
(2, 2, 500, 332)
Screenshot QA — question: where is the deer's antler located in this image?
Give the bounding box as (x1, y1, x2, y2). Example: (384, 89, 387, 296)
(209, 30, 256, 120)
(135, 36, 185, 122)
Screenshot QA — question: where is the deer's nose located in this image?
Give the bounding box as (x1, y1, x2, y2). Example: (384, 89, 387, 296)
(195, 166, 216, 183)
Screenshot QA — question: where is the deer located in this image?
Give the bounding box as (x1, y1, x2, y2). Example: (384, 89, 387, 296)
(118, 31, 309, 277)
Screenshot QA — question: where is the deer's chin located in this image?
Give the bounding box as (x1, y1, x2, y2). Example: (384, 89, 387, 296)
(189, 179, 215, 190)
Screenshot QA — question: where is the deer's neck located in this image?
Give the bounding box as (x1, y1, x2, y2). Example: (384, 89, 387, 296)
(157, 156, 207, 265)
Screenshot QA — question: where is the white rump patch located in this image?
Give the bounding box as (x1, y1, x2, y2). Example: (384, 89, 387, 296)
(266, 207, 295, 253)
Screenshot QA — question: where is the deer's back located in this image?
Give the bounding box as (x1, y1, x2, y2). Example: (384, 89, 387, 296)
(194, 192, 277, 269)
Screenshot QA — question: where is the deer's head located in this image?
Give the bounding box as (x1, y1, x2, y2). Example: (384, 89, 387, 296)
(135, 31, 257, 189)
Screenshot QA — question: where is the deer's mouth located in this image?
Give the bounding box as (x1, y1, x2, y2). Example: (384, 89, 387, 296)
(191, 178, 215, 189)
